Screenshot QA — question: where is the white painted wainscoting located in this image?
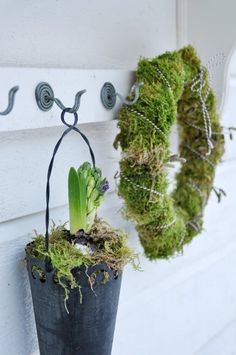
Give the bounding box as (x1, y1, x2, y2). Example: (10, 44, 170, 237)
(0, 0, 179, 352)
(0, 0, 236, 354)
(0, 70, 236, 355)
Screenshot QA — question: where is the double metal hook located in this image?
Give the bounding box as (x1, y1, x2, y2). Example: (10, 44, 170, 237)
(35, 82, 86, 114)
(101, 81, 143, 110)
(0, 86, 19, 116)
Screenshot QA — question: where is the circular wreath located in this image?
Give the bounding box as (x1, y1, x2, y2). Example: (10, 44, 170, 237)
(114, 45, 225, 260)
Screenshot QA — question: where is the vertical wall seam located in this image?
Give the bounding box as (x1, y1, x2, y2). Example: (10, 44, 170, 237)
(176, 0, 188, 48)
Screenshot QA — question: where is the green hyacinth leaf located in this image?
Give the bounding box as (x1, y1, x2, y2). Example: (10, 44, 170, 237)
(68, 167, 87, 234)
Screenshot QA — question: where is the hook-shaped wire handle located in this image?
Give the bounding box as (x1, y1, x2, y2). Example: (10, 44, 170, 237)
(0, 86, 19, 116)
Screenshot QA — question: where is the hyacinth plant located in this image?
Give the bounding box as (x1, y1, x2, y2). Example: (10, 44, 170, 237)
(27, 162, 138, 302)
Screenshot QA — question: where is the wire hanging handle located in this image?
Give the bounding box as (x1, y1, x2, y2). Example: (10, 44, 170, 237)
(45, 105, 96, 272)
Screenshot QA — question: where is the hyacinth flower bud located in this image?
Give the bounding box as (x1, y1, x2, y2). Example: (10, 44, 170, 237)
(68, 162, 109, 235)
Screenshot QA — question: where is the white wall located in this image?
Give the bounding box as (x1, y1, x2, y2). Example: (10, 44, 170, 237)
(0, 0, 176, 69)
(0, 1, 178, 355)
(184, 0, 236, 113)
(1, 1, 236, 355)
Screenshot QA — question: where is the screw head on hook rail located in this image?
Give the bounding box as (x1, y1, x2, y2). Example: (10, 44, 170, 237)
(100, 82, 117, 110)
(35, 82, 55, 111)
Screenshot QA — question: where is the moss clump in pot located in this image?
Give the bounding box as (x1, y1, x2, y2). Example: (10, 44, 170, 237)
(26, 162, 139, 306)
(114, 45, 224, 260)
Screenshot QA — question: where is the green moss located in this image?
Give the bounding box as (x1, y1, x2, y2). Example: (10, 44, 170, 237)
(115, 45, 224, 260)
(26, 218, 139, 305)
(138, 214, 186, 259)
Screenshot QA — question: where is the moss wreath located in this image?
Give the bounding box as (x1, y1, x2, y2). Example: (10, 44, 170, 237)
(114, 45, 225, 260)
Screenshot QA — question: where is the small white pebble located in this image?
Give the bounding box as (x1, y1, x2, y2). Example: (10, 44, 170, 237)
(75, 244, 89, 254)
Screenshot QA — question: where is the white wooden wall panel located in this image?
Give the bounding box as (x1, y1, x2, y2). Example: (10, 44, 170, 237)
(0, 1, 178, 353)
(1, 80, 236, 355)
(1, 1, 236, 355)
(0, 0, 177, 69)
(184, 0, 236, 113)
(195, 319, 236, 355)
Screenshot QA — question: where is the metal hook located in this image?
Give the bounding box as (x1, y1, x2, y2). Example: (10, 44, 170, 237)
(0, 86, 19, 116)
(35, 82, 86, 113)
(100, 81, 143, 110)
